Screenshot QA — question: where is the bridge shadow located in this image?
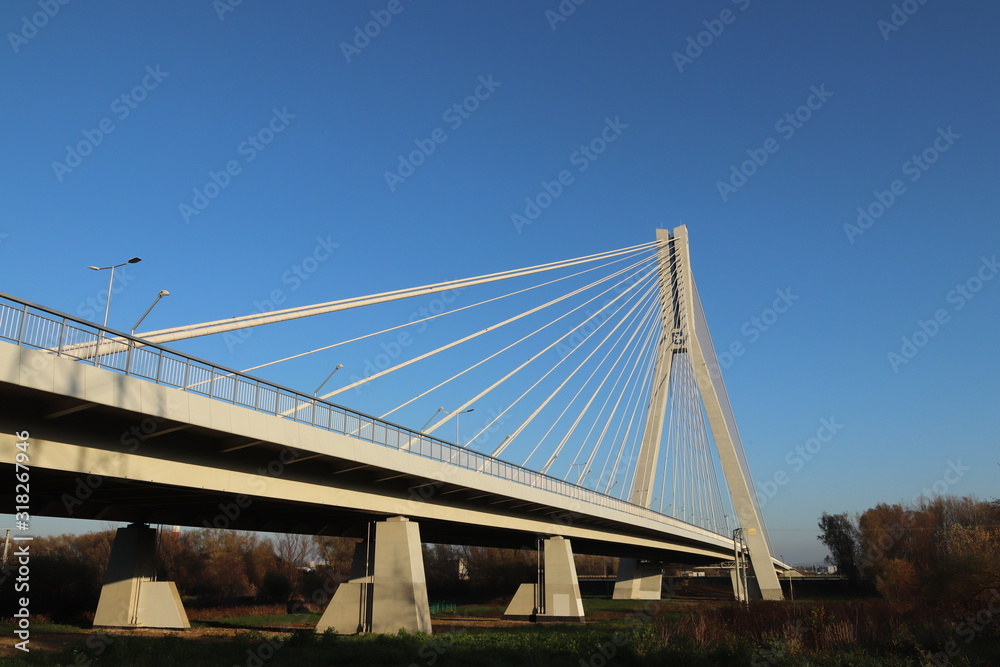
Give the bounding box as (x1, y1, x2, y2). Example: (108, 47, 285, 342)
(195, 619, 307, 633)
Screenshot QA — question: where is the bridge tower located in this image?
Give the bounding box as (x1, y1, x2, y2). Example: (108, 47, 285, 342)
(616, 226, 783, 601)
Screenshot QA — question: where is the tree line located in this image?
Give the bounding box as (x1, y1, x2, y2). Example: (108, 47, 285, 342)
(0, 527, 614, 623)
(818, 495, 1000, 609)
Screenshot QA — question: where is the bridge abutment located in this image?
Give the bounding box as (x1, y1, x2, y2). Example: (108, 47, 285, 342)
(316, 516, 432, 635)
(93, 524, 189, 629)
(612, 558, 662, 600)
(503, 536, 585, 622)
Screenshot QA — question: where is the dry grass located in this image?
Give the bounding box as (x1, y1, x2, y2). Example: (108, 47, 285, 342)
(653, 596, 999, 659)
(184, 603, 287, 621)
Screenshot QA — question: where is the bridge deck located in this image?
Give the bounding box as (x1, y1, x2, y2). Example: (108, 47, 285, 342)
(0, 293, 735, 562)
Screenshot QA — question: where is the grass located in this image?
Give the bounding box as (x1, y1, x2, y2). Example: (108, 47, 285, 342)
(432, 603, 505, 618)
(4, 598, 999, 666)
(193, 613, 319, 628)
(0, 623, 86, 635)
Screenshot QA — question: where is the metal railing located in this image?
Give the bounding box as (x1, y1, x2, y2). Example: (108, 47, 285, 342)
(0, 291, 726, 539)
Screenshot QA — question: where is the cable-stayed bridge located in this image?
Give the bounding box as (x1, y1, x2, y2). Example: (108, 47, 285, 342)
(0, 226, 785, 633)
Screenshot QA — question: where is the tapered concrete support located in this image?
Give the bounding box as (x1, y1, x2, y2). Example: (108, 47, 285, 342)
(671, 226, 785, 601)
(503, 536, 585, 622)
(93, 524, 189, 629)
(316, 517, 431, 635)
(612, 558, 662, 600)
(316, 541, 372, 634)
(503, 582, 539, 621)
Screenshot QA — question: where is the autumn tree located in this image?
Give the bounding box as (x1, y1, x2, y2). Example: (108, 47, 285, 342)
(825, 496, 1000, 608)
(817, 512, 862, 581)
(312, 535, 361, 581)
(157, 529, 281, 602)
(459, 545, 536, 601)
(0, 530, 116, 622)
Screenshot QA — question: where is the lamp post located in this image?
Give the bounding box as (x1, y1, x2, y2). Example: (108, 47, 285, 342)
(132, 290, 170, 336)
(568, 462, 591, 485)
(420, 407, 445, 432)
(442, 407, 474, 447)
(87, 256, 141, 328)
(314, 364, 344, 397)
(311, 364, 343, 425)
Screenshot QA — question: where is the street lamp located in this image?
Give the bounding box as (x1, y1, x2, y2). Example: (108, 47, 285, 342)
(568, 463, 591, 484)
(314, 364, 344, 397)
(132, 290, 170, 335)
(86, 256, 141, 327)
(442, 407, 474, 447)
(420, 407, 446, 432)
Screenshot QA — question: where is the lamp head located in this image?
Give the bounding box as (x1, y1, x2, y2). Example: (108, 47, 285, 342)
(158, 290, 170, 297)
(127, 257, 142, 264)
(86, 266, 100, 271)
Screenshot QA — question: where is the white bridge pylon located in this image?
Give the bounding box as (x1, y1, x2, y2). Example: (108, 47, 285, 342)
(629, 226, 782, 600)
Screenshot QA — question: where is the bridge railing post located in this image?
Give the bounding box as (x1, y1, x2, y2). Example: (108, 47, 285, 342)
(153, 347, 164, 382)
(15, 303, 28, 346)
(56, 316, 67, 355)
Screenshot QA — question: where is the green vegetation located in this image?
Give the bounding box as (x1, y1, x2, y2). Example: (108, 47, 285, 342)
(193, 612, 319, 628)
(4, 597, 1000, 666)
(0, 622, 87, 635)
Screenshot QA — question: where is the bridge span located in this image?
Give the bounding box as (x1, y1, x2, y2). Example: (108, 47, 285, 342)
(0, 292, 744, 632)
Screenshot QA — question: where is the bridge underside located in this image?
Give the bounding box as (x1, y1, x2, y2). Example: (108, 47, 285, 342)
(0, 342, 733, 565)
(3, 462, 723, 565)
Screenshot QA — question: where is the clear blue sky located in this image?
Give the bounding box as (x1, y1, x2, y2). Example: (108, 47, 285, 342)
(2, 1, 998, 565)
